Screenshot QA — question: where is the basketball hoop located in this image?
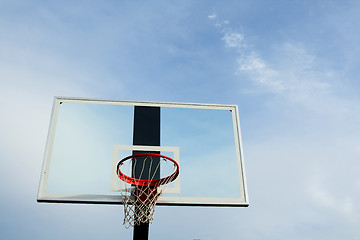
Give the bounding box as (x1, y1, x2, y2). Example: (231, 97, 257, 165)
(116, 153, 179, 228)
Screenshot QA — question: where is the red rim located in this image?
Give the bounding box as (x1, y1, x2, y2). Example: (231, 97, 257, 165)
(116, 153, 179, 187)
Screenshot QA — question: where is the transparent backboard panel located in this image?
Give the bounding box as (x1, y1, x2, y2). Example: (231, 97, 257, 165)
(38, 98, 249, 206)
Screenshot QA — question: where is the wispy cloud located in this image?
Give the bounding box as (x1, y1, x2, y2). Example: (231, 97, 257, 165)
(209, 14, 334, 107)
(207, 13, 217, 19)
(222, 32, 245, 48)
(237, 43, 333, 98)
(236, 52, 284, 92)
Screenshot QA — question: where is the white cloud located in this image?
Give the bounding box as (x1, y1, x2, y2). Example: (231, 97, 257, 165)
(211, 15, 335, 109)
(222, 32, 334, 110)
(236, 52, 284, 92)
(236, 43, 333, 99)
(208, 13, 217, 19)
(208, 12, 230, 28)
(222, 32, 245, 48)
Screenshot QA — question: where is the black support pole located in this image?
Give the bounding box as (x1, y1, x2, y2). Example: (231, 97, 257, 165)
(132, 106, 160, 240)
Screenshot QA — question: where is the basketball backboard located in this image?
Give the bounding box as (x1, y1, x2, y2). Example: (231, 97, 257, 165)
(37, 97, 249, 207)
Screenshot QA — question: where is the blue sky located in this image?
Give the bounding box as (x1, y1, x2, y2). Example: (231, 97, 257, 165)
(1, 0, 360, 239)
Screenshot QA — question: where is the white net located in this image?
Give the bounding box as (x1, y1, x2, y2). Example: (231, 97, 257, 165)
(117, 154, 179, 228)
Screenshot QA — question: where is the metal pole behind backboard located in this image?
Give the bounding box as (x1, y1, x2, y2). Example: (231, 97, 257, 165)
(132, 106, 160, 240)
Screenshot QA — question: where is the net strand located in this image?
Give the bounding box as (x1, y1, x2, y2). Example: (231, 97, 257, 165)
(118, 155, 177, 228)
